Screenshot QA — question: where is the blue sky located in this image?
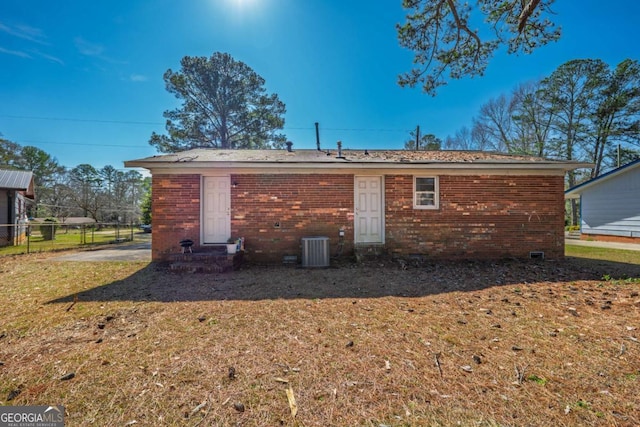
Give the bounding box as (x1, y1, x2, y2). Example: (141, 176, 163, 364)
(1, 0, 639, 173)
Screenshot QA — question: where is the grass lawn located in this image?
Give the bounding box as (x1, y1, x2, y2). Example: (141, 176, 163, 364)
(566, 243, 640, 264)
(0, 248, 638, 426)
(0, 228, 138, 256)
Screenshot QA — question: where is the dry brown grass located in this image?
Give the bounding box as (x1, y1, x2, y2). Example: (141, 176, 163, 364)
(1, 251, 639, 426)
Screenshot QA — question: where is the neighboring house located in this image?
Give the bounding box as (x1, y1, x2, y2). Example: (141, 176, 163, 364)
(565, 159, 640, 243)
(125, 148, 588, 263)
(0, 169, 35, 246)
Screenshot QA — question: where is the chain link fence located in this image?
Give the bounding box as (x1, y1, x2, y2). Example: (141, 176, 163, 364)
(0, 222, 149, 255)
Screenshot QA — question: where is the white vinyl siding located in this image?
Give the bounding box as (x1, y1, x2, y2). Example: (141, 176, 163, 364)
(581, 165, 640, 237)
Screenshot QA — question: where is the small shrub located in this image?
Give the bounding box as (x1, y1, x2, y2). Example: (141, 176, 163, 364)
(527, 374, 548, 385)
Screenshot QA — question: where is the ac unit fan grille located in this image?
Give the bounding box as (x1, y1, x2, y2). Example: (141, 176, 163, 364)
(301, 236, 330, 267)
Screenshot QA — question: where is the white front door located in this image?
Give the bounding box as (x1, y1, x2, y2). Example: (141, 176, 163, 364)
(202, 176, 231, 243)
(354, 176, 383, 243)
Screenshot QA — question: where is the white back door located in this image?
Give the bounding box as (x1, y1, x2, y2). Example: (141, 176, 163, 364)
(202, 176, 230, 243)
(354, 176, 383, 243)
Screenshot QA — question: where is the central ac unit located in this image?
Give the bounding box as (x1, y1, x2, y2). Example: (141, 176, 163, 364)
(301, 236, 330, 267)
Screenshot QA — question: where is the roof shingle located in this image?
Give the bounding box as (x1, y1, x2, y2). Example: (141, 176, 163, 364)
(125, 148, 588, 169)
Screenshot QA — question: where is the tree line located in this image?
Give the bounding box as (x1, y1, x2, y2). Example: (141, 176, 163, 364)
(421, 59, 640, 177)
(0, 139, 150, 225)
(407, 59, 640, 178)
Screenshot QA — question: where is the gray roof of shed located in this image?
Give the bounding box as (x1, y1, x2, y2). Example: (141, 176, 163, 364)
(125, 148, 590, 171)
(0, 169, 34, 192)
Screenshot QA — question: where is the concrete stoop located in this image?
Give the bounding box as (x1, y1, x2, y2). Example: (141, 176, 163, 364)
(168, 248, 243, 273)
(354, 243, 387, 263)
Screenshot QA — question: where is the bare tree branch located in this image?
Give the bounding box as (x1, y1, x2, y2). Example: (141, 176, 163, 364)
(518, 0, 542, 33)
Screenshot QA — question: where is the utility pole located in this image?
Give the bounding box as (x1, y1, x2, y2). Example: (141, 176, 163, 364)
(617, 144, 621, 168)
(315, 122, 321, 151)
(415, 125, 420, 151)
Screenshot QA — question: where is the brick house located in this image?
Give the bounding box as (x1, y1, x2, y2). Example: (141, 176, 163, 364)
(125, 148, 588, 263)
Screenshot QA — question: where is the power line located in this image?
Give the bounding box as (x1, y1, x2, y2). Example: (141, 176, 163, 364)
(1, 114, 412, 133)
(16, 139, 148, 148)
(0, 114, 162, 126)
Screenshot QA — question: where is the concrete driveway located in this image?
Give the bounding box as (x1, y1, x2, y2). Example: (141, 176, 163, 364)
(50, 235, 151, 261)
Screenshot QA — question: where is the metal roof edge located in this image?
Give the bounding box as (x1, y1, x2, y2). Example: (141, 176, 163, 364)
(0, 169, 34, 191)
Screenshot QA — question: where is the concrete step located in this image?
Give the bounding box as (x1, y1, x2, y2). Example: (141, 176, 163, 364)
(354, 244, 387, 262)
(168, 251, 243, 273)
(169, 261, 225, 273)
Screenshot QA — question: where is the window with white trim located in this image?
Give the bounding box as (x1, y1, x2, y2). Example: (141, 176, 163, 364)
(414, 176, 439, 209)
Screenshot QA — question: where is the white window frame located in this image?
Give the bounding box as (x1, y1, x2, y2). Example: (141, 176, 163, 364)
(413, 176, 439, 209)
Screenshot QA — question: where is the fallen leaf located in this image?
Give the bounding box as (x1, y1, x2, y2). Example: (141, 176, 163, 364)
(286, 386, 297, 418)
(60, 372, 75, 381)
(189, 400, 207, 417)
(7, 389, 22, 401)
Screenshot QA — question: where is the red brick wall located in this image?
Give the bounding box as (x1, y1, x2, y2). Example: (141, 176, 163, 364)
(385, 174, 565, 259)
(231, 174, 354, 263)
(151, 172, 565, 262)
(151, 174, 201, 260)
